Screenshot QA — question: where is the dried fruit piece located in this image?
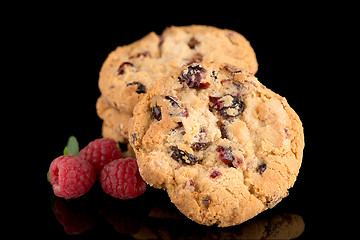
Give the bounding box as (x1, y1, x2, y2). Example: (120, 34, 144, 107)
(117, 62, 135, 75)
(187, 37, 200, 49)
(224, 64, 243, 74)
(172, 122, 186, 135)
(179, 64, 210, 89)
(257, 164, 267, 175)
(210, 169, 222, 179)
(216, 121, 229, 139)
(126, 82, 146, 94)
(183, 179, 195, 189)
(209, 96, 224, 110)
(165, 96, 180, 107)
(152, 106, 162, 121)
(209, 94, 245, 118)
(232, 156, 244, 169)
(220, 79, 232, 85)
(169, 146, 198, 165)
(216, 146, 234, 167)
(165, 96, 189, 118)
(181, 108, 189, 118)
(191, 142, 211, 151)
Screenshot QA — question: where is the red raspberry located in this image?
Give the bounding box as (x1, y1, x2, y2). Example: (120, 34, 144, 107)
(49, 155, 96, 199)
(78, 138, 123, 176)
(100, 158, 146, 199)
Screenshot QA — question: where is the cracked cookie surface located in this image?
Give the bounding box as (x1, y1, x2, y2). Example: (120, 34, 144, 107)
(129, 62, 304, 227)
(98, 25, 258, 115)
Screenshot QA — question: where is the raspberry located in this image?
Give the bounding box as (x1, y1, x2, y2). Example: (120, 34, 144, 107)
(49, 155, 96, 199)
(78, 138, 123, 176)
(100, 158, 146, 199)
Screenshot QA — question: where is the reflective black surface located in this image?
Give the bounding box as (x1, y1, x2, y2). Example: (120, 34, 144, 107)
(22, 8, 351, 238)
(47, 184, 305, 239)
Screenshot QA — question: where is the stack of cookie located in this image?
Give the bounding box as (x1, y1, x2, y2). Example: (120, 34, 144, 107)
(96, 25, 304, 227)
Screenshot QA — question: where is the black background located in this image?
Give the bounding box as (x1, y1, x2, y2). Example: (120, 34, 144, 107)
(12, 4, 353, 239)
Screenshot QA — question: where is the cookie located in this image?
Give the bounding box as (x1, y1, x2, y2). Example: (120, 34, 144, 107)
(98, 25, 258, 114)
(96, 95, 132, 139)
(101, 121, 127, 143)
(101, 122, 136, 158)
(128, 62, 304, 227)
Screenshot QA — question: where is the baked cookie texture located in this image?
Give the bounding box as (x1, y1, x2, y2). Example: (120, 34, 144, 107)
(128, 62, 304, 227)
(96, 95, 132, 138)
(98, 25, 258, 136)
(101, 122, 136, 158)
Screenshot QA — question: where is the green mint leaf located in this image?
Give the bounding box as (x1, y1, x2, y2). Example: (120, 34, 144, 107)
(63, 146, 68, 155)
(66, 136, 79, 155)
(47, 171, 50, 182)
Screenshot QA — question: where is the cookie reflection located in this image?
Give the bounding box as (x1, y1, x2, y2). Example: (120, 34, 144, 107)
(132, 198, 305, 240)
(51, 188, 304, 239)
(142, 213, 305, 240)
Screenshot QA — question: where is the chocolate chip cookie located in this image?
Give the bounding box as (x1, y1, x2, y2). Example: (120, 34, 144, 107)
(98, 25, 258, 115)
(128, 62, 304, 227)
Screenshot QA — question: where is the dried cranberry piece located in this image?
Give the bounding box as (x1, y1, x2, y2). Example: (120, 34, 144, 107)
(232, 156, 244, 169)
(187, 37, 200, 49)
(183, 179, 195, 189)
(209, 95, 245, 118)
(126, 82, 146, 94)
(165, 96, 189, 118)
(220, 79, 232, 85)
(178, 65, 210, 89)
(169, 146, 198, 165)
(172, 122, 186, 135)
(152, 106, 162, 121)
(130, 51, 151, 58)
(216, 146, 234, 167)
(216, 121, 229, 139)
(209, 96, 224, 110)
(224, 64, 243, 74)
(181, 108, 189, 118)
(191, 142, 211, 151)
(210, 169, 222, 178)
(165, 96, 180, 107)
(257, 164, 267, 175)
(117, 62, 134, 75)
